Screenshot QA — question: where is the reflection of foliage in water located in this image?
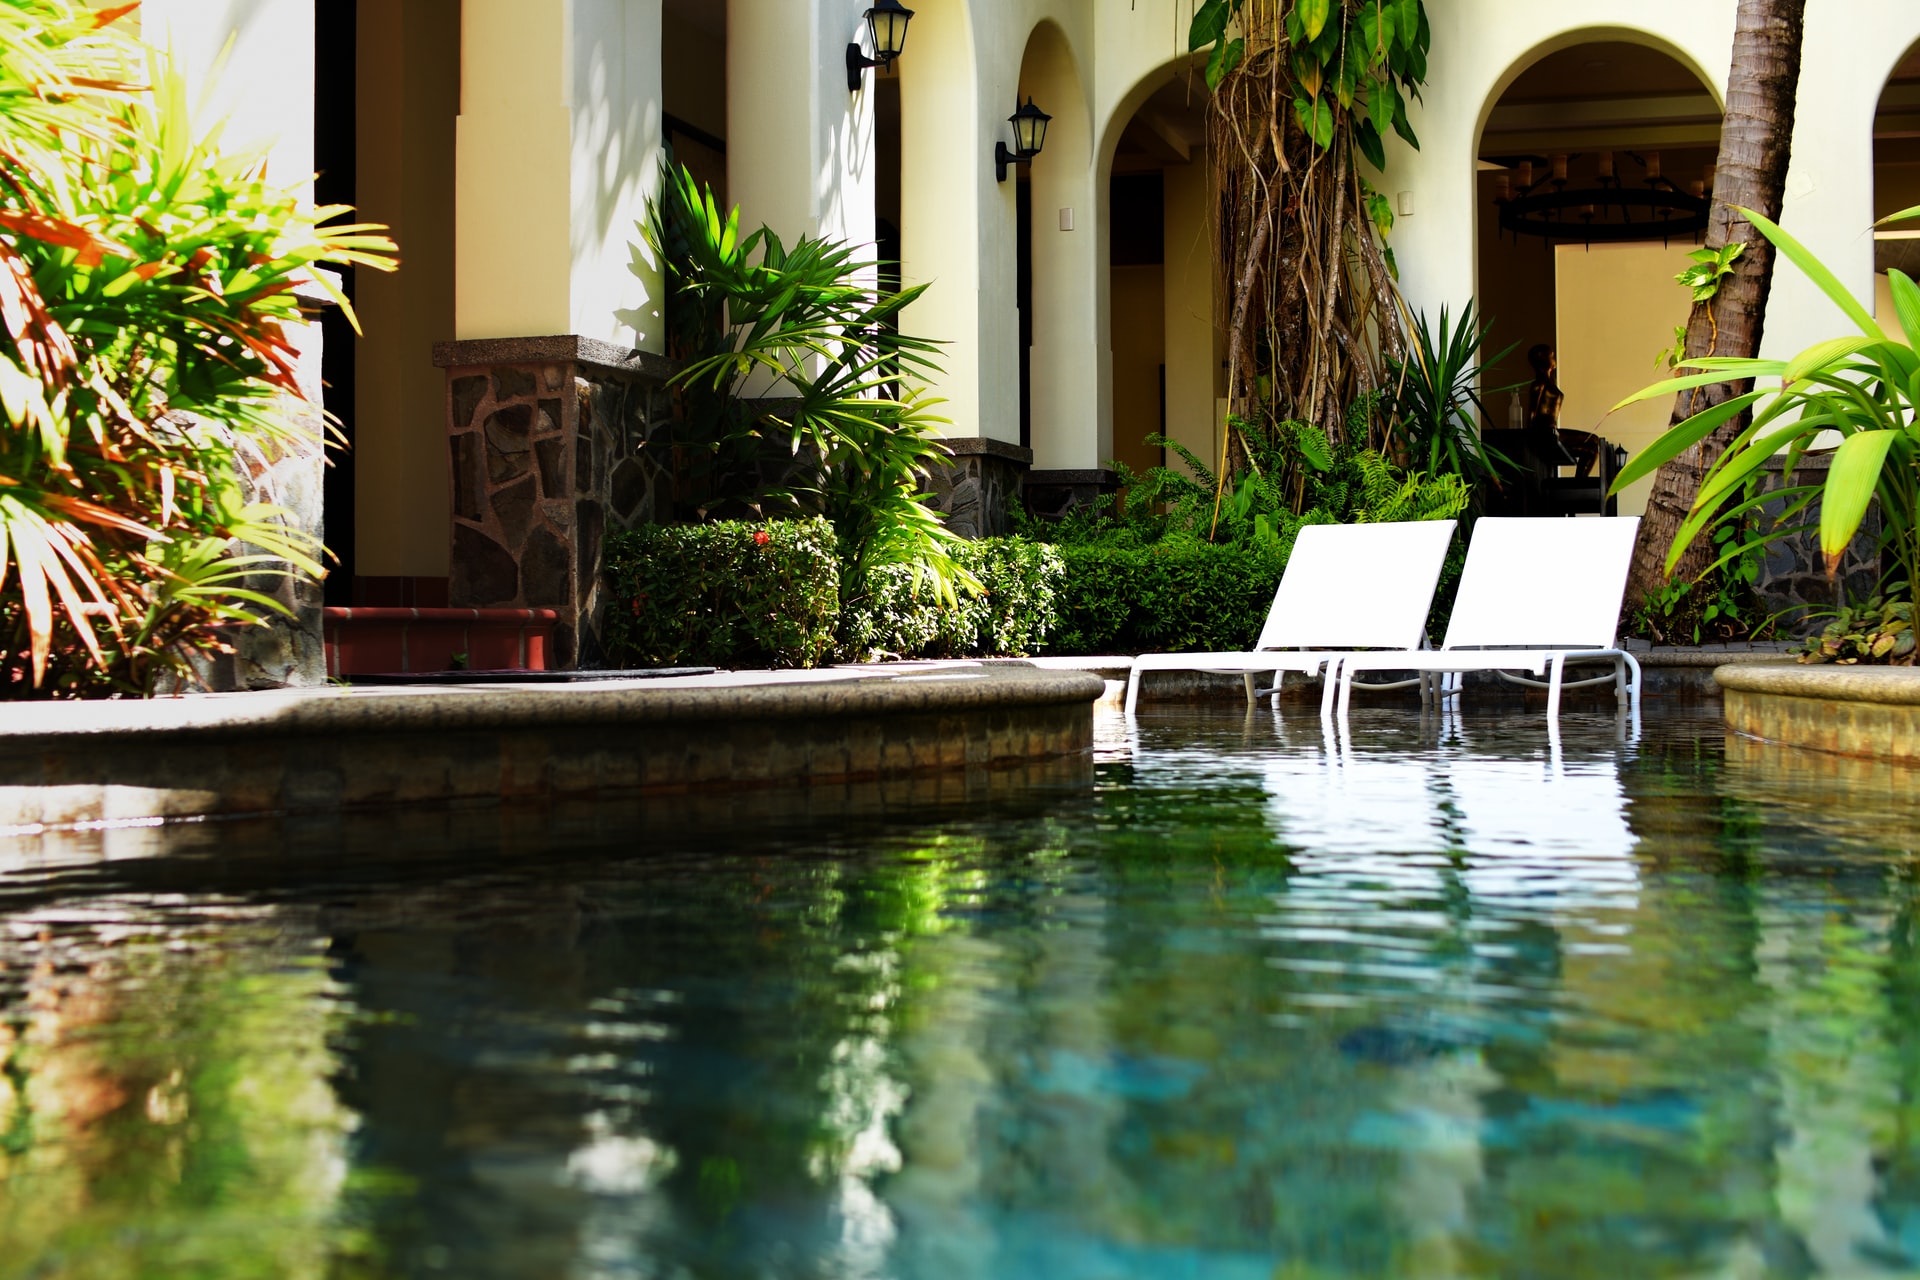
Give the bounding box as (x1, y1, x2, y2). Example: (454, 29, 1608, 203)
(15, 722, 1920, 1277)
(0, 914, 366, 1279)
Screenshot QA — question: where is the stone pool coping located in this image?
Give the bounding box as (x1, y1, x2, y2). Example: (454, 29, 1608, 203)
(1716, 661, 1920, 764)
(0, 663, 1103, 833)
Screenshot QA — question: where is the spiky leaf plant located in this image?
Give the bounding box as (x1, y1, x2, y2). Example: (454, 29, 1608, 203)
(0, 0, 396, 696)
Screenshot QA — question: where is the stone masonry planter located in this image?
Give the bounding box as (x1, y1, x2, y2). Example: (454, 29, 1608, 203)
(1716, 663, 1920, 765)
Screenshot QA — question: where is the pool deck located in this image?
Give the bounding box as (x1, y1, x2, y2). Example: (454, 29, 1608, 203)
(0, 662, 1102, 834)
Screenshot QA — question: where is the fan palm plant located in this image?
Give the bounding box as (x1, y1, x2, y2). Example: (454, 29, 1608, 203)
(645, 163, 969, 609)
(0, 0, 396, 695)
(1612, 205, 1920, 602)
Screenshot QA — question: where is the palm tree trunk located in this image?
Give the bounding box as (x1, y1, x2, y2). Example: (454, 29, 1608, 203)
(1625, 0, 1806, 605)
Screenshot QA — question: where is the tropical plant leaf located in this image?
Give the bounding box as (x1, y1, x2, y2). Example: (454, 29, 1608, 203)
(1737, 206, 1887, 342)
(1820, 430, 1897, 572)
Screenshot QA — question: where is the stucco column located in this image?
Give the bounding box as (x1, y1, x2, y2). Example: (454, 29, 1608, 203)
(901, 0, 991, 442)
(1021, 38, 1100, 472)
(454, 0, 664, 351)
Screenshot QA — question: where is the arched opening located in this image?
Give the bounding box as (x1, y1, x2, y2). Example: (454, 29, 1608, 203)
(1476, 39, 1722, 518)
(1873, 42, 1920, 320)
(1104, 72, 1216, 484)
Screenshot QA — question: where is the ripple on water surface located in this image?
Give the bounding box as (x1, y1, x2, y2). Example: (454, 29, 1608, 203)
(2, 706, 1919, 1279)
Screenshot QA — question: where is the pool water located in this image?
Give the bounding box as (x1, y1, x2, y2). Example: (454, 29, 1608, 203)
(4, 707, 1920, 1279)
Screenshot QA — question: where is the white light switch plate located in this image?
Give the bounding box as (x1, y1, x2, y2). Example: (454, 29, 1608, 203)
(1058, 207, 1074, 231)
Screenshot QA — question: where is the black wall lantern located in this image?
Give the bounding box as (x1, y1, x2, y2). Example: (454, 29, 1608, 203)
(846, 0, 914, 93)
(995, 98, 1051, 181)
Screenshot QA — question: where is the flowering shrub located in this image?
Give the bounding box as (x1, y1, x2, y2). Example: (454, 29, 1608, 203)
(603, 519, 841, 669)
(605, 522, 1063, 669)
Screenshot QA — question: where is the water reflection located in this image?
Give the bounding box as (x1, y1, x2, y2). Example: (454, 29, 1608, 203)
(4, 710, 1920, 1277)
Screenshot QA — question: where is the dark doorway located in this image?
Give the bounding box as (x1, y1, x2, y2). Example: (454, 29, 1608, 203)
(1017, 177, 1032, 451)
(315, 1, 356, 606)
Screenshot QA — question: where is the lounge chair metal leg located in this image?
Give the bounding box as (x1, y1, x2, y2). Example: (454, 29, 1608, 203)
(1546, 653, 1567, 719)
(1270, 669, 1285, 706)
(1124, 666, 1142, 716)
(1243, 672, 1258, 707)
(1319, 659, 1340, 720)
(1622, 650, 1643, 715)
(1338, 660, 1357, 718)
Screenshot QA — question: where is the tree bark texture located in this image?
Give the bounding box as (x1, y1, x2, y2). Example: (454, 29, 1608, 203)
(1625, 0, 1806, 604)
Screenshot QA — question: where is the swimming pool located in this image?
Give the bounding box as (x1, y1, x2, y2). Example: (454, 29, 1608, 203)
(3, 707, 1917, 1278)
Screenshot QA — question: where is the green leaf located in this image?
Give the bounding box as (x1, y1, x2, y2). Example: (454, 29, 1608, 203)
(1783, 335, 1882, 385)
(1297, 0, 1331, 42)
(1612, 368, 1766, 412)
(1875, 204, 1920, 229)
(1293, 94, 1334, 149)
(1888, 269, 1920, 352)
(1821, 430, 1897, 571)
(1389, 82, 1418, 149)
(1188, 0, 1229, 51)
(1354, 118, 1386, 172)
(1367, 75, 1395, 132)
(1205, 37, 1245, 89)
(1737, 205, 1887, 342)
(1395, 0, 1420, 49)
(1610, 390, 1765, 491)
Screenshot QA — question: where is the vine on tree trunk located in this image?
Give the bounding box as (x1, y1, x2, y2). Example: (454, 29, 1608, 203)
(1189, 0, 1431, 530)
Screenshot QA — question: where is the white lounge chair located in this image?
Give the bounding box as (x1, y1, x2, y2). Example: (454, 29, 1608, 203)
(1335, 516, 1644, 719)
(1123, 520, 1457, 717)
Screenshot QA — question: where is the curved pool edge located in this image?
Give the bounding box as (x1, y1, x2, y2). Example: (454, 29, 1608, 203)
(0, 665, 1104, 833)
(1715, 661, 1920, 765)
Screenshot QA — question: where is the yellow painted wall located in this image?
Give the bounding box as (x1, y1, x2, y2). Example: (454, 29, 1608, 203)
(355, 0, 459, 578)
(1109, 264, 1164, 477)
(1161, 156, 1220, 480)
(1554, 241, 1695, 517)
(455, 0, 572, 340)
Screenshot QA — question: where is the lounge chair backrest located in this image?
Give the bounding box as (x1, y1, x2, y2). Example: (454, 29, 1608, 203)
(1441, 516, 1641, 651)
(1256, 520, 1457, 651)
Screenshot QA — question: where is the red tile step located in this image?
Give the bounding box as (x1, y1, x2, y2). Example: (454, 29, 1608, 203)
(322, 608, 559, 676)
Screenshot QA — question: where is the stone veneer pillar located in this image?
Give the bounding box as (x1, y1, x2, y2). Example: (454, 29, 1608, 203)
(926, 438, 1033, 539)
(433, 336, 673, 668)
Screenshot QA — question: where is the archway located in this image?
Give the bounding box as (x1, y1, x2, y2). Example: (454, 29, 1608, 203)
(1873, 41, 1920, 320)
(1102, 70, 1215, 484)
(1476, 39, 1723, 517)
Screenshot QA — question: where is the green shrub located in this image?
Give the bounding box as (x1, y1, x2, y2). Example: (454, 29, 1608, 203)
(841, 537, 1064, 660)
(1050, 536, 1294, 655)
(603, 519, 840, 669)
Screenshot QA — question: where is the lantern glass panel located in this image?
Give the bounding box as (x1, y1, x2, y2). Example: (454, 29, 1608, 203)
(869, 2, 913, 62)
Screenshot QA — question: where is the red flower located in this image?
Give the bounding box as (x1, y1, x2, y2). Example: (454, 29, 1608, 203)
(753, 530, 771, 546)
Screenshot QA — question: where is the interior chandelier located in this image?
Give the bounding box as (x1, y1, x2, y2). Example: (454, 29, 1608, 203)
(1492, 150, 1710, 245)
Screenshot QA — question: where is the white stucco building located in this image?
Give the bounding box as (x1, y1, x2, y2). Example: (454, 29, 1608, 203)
(141, 0, 1920, 647)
